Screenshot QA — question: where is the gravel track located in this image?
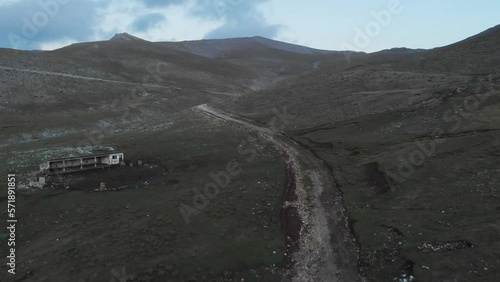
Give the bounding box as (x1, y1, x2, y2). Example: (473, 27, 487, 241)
(195, 104, 364, 282)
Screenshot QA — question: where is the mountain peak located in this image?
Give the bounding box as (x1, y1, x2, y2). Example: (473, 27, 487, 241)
(109, 33, 145, 42)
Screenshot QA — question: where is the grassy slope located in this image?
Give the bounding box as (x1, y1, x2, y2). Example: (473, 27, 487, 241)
(219, 28, 500, 281)
(290, 86, 500, 280)
(0, 112, 287, 282)
(228, 77, 500, 281)
(1, 27, 499, 281)
(0, 36, 359, 282)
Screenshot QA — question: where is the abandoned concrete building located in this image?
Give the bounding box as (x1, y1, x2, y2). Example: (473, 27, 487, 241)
(40, 153, 124, 174)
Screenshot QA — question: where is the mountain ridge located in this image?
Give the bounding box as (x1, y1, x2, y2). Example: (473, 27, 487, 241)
(109, 32, 148, 42)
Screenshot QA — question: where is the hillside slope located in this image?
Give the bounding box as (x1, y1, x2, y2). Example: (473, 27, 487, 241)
(0, 34, 355, 150)
(219, 25, 500, 281)
(396, 24, 500, 74)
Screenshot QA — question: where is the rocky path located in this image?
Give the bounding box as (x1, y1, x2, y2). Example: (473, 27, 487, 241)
(195, 104, 363, 282)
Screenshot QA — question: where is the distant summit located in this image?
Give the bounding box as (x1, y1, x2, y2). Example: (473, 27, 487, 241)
(249, 36, 337, 55)
(156, 36, 340, 59)
(109, 33, 146, 42)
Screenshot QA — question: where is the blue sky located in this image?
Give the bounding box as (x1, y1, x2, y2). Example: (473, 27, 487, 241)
(0, 0, 499, 52)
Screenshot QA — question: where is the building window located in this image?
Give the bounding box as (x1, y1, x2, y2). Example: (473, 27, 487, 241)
(112, 155, 117, 159)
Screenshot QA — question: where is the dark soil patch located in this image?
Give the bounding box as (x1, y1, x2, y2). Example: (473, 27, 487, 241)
(301, 137, 334, 149)
(363, 162, 392, 194)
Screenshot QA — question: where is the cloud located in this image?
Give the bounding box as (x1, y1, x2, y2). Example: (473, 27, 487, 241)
(140, 0, 183, 7)
(0, 0, 284, 50)
(0, 0, 104, 50)
(38, 37, 77, 50)
(191, 0, 283, 39)
(130, 13, 165, 31)
(205, 16, 282, 39)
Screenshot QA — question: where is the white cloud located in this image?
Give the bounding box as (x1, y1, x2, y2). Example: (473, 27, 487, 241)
(39, 37, 77, 50)
(0, 0, 21, 7)
(138, 1, 223, 42)
(91, 0, 222, 42)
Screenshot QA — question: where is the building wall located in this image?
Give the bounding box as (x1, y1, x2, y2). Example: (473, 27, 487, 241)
(44, 153, 124, 173)
(109, 153, 124, 165)
(102, 156, 110, 165)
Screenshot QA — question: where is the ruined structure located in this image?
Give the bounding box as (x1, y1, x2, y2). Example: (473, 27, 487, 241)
(40, 153, 124, 174)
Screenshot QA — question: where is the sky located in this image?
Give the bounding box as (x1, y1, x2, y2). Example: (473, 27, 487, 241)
(0, 0, 499, 52)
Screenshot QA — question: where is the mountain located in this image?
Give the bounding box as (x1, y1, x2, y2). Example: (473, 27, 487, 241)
(3, 26, 497, 147)
(224, 25, 500, 127)
(155, 36, 364, 90)
(158, 36, 342, 58)
(218, 25, 500, 281)
(1, 23, 500, 282)
(109, 32, 148, 42)
(395, 24, 500, 74)
(0, 34, 358, 150)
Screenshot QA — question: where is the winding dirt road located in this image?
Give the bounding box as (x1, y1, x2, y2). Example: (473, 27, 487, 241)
(195, 104, 363, 282)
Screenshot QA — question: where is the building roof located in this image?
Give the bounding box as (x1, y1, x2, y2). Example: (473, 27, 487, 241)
(48, 152, 123, 162)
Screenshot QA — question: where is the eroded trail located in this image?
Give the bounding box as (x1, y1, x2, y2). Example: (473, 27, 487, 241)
(195, 104, 363, 282)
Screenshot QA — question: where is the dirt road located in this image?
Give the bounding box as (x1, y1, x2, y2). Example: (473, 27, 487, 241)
(0, 65, 171, 88)
(195, 104, 363, 282)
